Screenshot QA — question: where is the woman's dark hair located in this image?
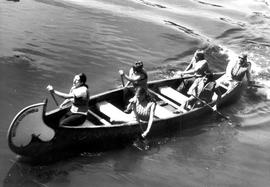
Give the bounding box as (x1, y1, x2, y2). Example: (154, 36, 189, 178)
(204, 72, 213, 82)
(133, 60, 143, 72)
(136, 87, 147, 96)
(78, 73, 88, 88)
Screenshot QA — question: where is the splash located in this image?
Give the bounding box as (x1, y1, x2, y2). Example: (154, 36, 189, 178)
(220, 46, 270, 81)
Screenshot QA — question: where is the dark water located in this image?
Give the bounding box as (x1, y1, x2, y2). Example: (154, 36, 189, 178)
(1, 0, 270, 186)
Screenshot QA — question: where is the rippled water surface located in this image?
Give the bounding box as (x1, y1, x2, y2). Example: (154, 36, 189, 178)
(1, 0, 270, 186)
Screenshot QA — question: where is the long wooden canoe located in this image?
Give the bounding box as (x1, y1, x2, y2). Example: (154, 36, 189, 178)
(7, 72, 242, 159)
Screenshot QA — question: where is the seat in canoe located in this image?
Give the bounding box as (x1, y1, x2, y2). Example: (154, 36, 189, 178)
(97, 101, 175, 122)
(159, 86, 189, 106)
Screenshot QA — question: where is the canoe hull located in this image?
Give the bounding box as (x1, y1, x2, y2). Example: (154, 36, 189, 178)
(7, 73, 243, 159)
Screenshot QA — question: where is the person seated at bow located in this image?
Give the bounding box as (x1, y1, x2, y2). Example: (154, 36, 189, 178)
(217, 52, 252, 89)
(46, 73, 90, 126)
(119, 60, 148, 113)
(130, 87, 156, 138)
(176, 49, 211, 94)
(179, 72, 221, 111)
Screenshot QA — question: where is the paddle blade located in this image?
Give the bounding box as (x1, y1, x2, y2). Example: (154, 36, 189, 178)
(133, 137, 149, 151)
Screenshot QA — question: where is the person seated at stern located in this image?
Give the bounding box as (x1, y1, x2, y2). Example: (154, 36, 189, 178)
(217, 52, 253, 90)
(47, 73, 90, 126)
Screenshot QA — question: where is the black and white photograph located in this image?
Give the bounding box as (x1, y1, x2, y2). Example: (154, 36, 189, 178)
(1, 0, 270, 186)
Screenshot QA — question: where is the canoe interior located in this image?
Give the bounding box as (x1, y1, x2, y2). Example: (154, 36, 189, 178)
(45, 73, 228, 127)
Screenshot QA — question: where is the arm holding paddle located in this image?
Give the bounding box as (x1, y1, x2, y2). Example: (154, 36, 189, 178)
(46, 73, 90, 127)
(119, 70, 131, 87)
(184, 59, 193, 71)
(119, 61, 148, 92)
(47, 85, 74, 108)
(47, 85, 74, 99)
(119, 68, 143, 86)
(176, 49, 207, 77)
(178, 50, 197, 74)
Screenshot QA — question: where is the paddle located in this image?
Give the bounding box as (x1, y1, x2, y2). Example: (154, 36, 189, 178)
(248, 81, 270, 99)
(191, 93, 231, 121)
(248, 81, 270, 89)
(119, 71, 132, 111)
(87, 109, 112, 126)
(119, 70, 132, 88)
(173, 72, 225, 82)
(50, 91, 59, 107)
(120, 74, 125, 87)
(180, 71, 230, 121)
(178, 72, 225, 79)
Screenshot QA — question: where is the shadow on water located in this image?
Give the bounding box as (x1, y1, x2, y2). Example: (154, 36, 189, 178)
(3, 145, 151, 187)
(3, 160, 70, 187)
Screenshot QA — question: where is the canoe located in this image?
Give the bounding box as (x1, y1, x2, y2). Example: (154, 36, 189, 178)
(7, 72, 243, 159)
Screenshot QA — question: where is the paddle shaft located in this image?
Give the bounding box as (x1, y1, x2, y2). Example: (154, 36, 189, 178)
(50, 91, 59, 106)
(191, 94, 230, 120)
(120, 75, 125, 87)
(249, 83, 270, 89)
(88, 109, 112, 126)
(180, 72, 230, 120)
(148, 89, 182, 110)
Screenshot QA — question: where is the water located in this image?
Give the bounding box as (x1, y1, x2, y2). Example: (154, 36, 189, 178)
(1, 0, 270, 186)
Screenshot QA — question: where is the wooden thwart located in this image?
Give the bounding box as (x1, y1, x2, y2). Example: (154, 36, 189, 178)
(149, 89, 186, 113)
(159, 86, 188, 106)
(154, 104, 175, 119)
(88, 109, 112, 126)
(97, 101, 135, 122)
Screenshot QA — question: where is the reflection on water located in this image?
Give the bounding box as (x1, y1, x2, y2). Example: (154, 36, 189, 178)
(4, 161, 70, 186)
(3, 147, 149, 187)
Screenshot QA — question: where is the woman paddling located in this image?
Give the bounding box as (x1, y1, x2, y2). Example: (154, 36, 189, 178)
(46, 73, 90, 126)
